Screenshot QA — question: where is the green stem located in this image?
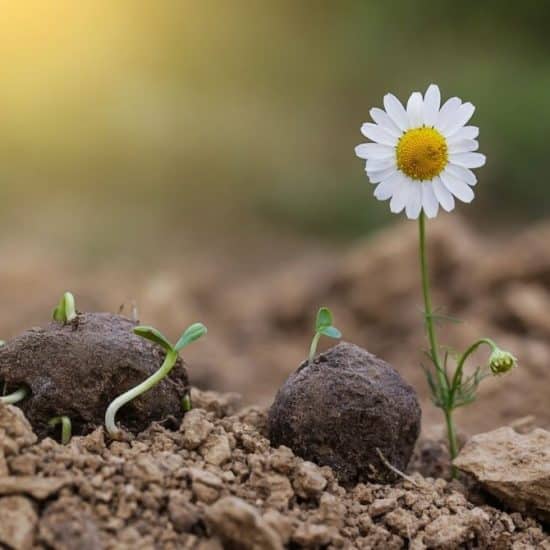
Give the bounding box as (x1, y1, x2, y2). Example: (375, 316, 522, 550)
(0, 387, 28, 405)
(451, 338, 497, 395)
(105, 349, 178, 436)
(444, 409, 458, 466)
(419, 214, 458, 463)
(309, 332, 321, 362)
(48, 416, 72, 445)
(419, 214, 442, 372)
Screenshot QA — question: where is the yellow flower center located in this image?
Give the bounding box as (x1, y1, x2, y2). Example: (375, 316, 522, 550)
(396, 127, 448, 181)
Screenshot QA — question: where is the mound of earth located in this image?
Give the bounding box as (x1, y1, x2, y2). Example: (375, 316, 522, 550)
(0, 313, 189, 438)
(0, 390, 548, 549)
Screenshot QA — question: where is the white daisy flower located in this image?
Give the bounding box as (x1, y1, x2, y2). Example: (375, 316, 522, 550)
(355, 84, 486, 219)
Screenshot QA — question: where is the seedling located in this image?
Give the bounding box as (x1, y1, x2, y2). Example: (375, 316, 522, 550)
(52, 292, 77, 323)
(105, 322, 207, 436)
(0, 340, 28, 405)
(309, 307, 342, 362)
(48, 416, 72, 445)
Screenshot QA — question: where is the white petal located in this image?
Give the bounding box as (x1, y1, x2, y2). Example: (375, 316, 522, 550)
(374, 177, 400, 200)
(440, 171, 475, 203)
(442, 102, 475, 136)
(447, 126, 479, 143)
(436, 97, 461, 131)
(445, 164, 477, 186)
(432, 176, 455, 212)
(366, 157, 396, 172)
(355, 143, 394, 160)
(389, 175, 411, 213)
(369, 108, 402, 138)
(406, 92, 424, 128)
(405, 182, 423, 219)
(422, 182, 439, 218)
(450, 152, 486, 169)
(360, 123, 398, 146)
(367, 167, 397, 184)
(423, 84, 441, 127)
(449, 139, 478, 154)
(383, 93, 409, 131)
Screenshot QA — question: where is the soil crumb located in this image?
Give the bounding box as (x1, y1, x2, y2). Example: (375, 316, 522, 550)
(0, 389, 548, 549)
(0, 313, 189, 438)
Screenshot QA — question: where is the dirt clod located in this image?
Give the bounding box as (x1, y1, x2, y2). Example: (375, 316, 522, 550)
(0, 313, 189, 437)
(0, 496, 37, 550)
(267, 342, 421, 484)
(205, 496, 283, 550)
(454, 426, 550, 522)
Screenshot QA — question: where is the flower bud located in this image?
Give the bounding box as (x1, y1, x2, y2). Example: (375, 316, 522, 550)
(489, 349, 517, 375)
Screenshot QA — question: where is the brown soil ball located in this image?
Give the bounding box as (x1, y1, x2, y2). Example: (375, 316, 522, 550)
(0, 313, 189, 438)
(267, 342, 421, 485)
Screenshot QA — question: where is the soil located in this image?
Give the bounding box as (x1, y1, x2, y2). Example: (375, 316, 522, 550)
(268, 342, 421, 485)
(1, 389, 548, 549)
(0, 313, 189, 438)
(1, 217, 550, 547)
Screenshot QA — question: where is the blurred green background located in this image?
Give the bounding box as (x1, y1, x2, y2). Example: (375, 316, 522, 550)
(1, 1, 549, 266)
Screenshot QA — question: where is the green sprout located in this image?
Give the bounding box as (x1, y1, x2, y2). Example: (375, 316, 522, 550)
(52, 292, 77, 324)
(0, 387, 28, 405)
(419, 214, 517, 474)
(0, 340, 28, 405)
(105, 322, 207, 437)
(48, 416, 72, 445)
(309, 307, 342, 362)
(182, 392, 193, 412)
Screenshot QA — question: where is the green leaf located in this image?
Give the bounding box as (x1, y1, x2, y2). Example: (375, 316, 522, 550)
(315, 307, 333, 330)
(174, 323, 207, 352)
(134, 326, 173, 352)
(320, 326, 342, 339)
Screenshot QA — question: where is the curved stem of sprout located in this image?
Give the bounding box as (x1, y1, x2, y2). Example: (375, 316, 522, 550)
(451, 338, 496, 396)
(308, 332, 321, 362)
(48, 416, 72, 445)
(0, 387, 28, 405)
(182, 392, 192, 412)
(105, 349, 179, 437)
(419, 214, 458, 468)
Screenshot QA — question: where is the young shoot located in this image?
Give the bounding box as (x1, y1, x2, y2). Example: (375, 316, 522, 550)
(52, 292, 77, 324)
(48, 416, 72, 445)
(0, 338, 29, 405)
(105, 322, 207, 437)
(0, 387, 28, 405)
(309, 307, 342, 362)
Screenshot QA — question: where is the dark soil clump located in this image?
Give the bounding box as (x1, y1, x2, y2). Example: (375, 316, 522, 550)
(0, 313, 189, 438)
(268, 342, 421, 484)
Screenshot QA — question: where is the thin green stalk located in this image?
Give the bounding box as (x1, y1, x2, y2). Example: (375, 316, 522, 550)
(105, 349, 178, 436)
(309, 332, 321, 362)
(0, 387, 28, 405)
(418, 213, 458, 462)
(48, 416, 72, 445)
(444, 409, 458, 460)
